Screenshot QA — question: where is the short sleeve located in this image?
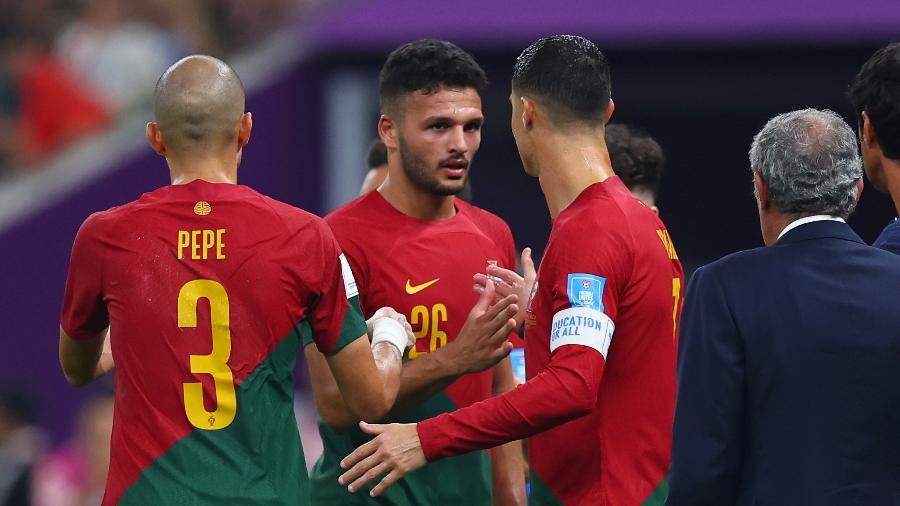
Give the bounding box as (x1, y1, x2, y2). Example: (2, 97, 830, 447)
(544, 225, 629, 357)
(305, 223, 368, 355)
(60, 214, 109, 339)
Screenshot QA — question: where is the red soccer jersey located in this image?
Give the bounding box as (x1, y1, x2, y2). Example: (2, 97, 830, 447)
(417, 177, 683, 505)
(309, 190, 518, 504)
(60, 180, 367, 505)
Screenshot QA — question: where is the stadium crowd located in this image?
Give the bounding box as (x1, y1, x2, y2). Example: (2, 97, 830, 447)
(0, 0, 319, 174)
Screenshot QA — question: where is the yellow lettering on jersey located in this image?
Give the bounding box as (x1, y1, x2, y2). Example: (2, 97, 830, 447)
(656, 229, 679, 260)
(177, 229, 227, 260)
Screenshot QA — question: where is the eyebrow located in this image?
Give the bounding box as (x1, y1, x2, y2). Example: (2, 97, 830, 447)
(423, 115, 485, 124)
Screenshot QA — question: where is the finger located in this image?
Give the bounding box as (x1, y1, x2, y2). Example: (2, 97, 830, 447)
(471, 279, 495, 314)
(346, 457, 391, 493)
(479, 294, 517, 324)
(487, 314, 518, 345)
(475, 273, 514, 297)
(370, 469, 405, 497)
(359, 421, 389, 436)
(486, 265, 523, 287)
(340, 438, 378, 470)
(521, 247, 536, 278)
(473, 284, 485, 295)
(488, 340, 514, 362)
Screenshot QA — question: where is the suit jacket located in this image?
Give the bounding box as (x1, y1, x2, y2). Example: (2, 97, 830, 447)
(667, 220, 900, 505)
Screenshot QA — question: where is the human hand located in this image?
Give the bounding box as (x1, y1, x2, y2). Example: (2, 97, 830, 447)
(473, 248, 536, 328)
(338, 422, 426, 497)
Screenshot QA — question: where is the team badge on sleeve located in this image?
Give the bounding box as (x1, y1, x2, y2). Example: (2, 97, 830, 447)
(566, 273, 606, 312)
(339, 254, 359, 299)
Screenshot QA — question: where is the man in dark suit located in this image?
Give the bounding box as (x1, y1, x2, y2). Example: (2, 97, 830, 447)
(667, 108, 900, 505)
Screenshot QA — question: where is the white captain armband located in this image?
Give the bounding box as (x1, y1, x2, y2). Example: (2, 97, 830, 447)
(550, 306, 615, 358)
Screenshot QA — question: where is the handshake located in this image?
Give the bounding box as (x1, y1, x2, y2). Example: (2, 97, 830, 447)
(365, 247, 536, 374)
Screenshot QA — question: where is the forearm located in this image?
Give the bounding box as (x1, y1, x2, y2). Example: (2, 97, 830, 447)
(371, 341, 404, 411)
(491, 440, 527, 506)
(387, 347, 463, 417)
(59, 326, 109, 387)
(417, 346, 603, 460)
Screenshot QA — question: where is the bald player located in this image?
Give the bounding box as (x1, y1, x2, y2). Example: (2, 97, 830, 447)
(58, 55, 414, 505)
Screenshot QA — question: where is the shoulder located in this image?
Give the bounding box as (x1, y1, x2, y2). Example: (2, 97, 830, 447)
(457, 199, 513, 238)
(324, 193, 372, 230)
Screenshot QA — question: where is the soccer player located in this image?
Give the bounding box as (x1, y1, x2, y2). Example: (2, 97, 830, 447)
(606, 123, 666, 213)
(360, 139, 389, 195)
(305, 40, 526, 505)
(849, 42, 900, 254)
(338, 35, 683, 506)
(58, 55, 414, 505)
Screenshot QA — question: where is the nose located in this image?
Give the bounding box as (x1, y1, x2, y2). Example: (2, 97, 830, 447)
(447, 125, 467, 155)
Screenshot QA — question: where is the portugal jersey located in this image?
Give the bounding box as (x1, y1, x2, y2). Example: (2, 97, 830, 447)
(60, 179, 366, 505)
(308, 190, 518, 505)
(416, 176, 683, 505)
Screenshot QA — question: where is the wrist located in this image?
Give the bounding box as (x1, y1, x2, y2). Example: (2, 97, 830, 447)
(436, 340, 470, 376)
(371, 318, 408, 355)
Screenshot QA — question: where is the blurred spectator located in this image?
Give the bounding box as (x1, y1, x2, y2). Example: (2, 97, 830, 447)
(0, 389, 47, 506)
(360, 138, 388, 195)
(4, 26, 111, 166)
(55, 0, 186, 113)
(32, 393, 114, 506)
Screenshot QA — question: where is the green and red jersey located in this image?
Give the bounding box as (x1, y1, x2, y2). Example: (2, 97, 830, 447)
(309, 190, 518, 505)
(417, 177, 683, 505)
(60, 179, 366, 505)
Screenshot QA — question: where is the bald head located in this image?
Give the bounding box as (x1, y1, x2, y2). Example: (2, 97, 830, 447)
(153, 55, 245, 155)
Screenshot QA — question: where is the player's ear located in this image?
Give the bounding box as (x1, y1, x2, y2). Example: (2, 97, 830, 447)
(854, 178, 864, 206)
(604, 98, 615, 125)
(238, 112, 252, 148)
(146, 122, 166, 156)
(521, 96, 535, 131)
(378, 114, 399, 150)
(861, 111, 879, 151)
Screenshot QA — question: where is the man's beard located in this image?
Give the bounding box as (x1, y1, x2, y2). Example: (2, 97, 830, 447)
(398, 137, 468, 196)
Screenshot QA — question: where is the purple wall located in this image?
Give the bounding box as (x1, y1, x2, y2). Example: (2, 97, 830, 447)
(0, 62, 323, 442)
(306, 0, 900, 49)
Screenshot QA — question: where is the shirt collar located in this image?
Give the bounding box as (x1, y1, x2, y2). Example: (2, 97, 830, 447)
(777, 215, 846, 241)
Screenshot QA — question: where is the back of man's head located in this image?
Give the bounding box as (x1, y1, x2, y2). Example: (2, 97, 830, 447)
(379, 40, 487, 115)
(154, 55, 245, 156)
(605, 124, 665, 204)
(367, 139, 388, 169)
(512, 35, 611, 127)
(749, 108, 862, 218)
(849, 43, 900, 160)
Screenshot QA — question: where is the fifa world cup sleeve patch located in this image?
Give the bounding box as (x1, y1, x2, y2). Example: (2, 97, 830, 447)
(339, 254, 359, 299)
(550, 307, 615, 358)
(566, 273, 606, 312)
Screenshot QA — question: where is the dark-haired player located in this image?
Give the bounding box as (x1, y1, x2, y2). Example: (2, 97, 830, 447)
(360, 139, 389, 195)
(849, 42, 900, 254)
(58, 55, 413, 505)
(339, 35, 683, 506)
(606, 123, 665, 213)
(307, 40, 525, 505)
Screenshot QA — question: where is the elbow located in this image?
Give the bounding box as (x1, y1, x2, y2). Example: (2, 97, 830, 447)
(62, 368, 93, 387)
(348, 390, 395, 423)
(319, 409, 361, 433)
(559, 371, 599, 418)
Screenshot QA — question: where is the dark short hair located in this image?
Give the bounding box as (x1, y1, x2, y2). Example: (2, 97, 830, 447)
(512, 35, 611, 126)
(379, 39, 487, 112)
(367, 139, 387, 169)
(605, 124, 665, 198)
(849, 42, 900, 160)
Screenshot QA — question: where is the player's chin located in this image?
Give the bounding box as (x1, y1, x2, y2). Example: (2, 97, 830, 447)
(433, 178, 466, 196)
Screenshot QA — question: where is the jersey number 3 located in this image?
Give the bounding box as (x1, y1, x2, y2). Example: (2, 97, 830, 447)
(178, 279, 236, 430)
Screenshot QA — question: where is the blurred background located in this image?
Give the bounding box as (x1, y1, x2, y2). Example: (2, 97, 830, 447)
(0, 0, 898, 503)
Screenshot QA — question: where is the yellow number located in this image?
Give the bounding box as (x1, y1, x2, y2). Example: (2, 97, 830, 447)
(407, 304, 448, 359)
(178, 279, 236, 430)
(671, 277, 682, 339)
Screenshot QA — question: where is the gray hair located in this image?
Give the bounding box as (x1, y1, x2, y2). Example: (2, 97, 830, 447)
(749, 108, 862, 218)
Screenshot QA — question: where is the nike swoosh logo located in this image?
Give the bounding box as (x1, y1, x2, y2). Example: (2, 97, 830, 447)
(405, 278, 440, 295)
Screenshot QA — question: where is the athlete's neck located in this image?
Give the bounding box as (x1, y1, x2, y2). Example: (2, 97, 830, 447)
(378, 173, 456, 221)
(536, 130, 615, 219)
(167, 156, 238, 185)
(883, 158, 900, 216)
